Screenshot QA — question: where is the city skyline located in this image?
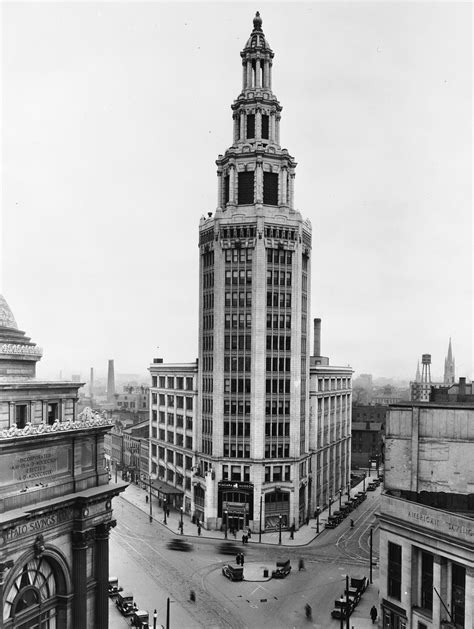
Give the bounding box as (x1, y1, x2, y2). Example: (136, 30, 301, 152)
(2, 2, 472, 381)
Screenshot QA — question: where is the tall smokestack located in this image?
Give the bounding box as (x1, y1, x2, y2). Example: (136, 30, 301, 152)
(107, 360, 115, 402)
(313, 318, 321, 356)
(90, 367, 94, 399)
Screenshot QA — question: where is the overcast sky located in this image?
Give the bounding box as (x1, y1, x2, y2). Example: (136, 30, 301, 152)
(2, 1, 472, 382)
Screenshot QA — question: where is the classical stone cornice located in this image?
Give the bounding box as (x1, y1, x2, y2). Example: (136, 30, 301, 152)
(0, 408, 112, 440)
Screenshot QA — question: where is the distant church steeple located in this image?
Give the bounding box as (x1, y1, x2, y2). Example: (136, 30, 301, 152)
(443, 338, 455, 385)
(415, 361, 421, 383)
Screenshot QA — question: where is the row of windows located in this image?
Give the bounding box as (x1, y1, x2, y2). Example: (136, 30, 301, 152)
(225, 269, 252, 285)
(266, 399, 291, 415)
(264, 227, 297, 240)
(267, 270, 291, 286)
(157, 467, 188, 489)
(225, 313, 252, 329)
(157, 412, 193, 430)
(267, 249, 293, 265)
(221, 226, 256, 240)
(266, 334, 291, 351)
(267, 291, 292, 308)
(222, 464, 250, 482)
(202, 397, 213, 414)
(154, 376, 194, 391)
(224, 378, 251, 394)
(202, 250, 214, 267)
(224, 422, 250, 436)
(202, 355, 213, 372)
(225, 291, 252, 307)
(225, 334, 251, 350)
(266, 378, 291, 394)
(203, 335, 214, 351)
(203, 272, 214, 289)
(203, 293, 214, 310)
(199, 228, 214, 245)
(266, 356, 291, 372)
(202, 438, 213, 456)
(156, 394, 194, 410)
(238, 112, 270, 140)
(265, 465, 291, 483)
(265, 422, 290, 436)
(224, 356, 251, 372)
(223, 443, 251, 458)
(224, 400, 251, 416)
(203, 314, 214, 330)
(225, 171, 279, 206)
(202, 377, 213, 393)
(267, 313, 291, 329)
(265, 443, 290, 458)
(225, 248, 253, 263)
(157, 429, 193, 449)
(202, 418, 213, 435)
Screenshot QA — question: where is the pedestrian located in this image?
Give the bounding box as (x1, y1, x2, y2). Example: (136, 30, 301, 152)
(350, 519, 354, 528)
(290, 524, 295, 540)
(233, 528, 237, 539)
(305, 603, 312, 620)
(298, 558, 305, 571)
(240, 553, 245, 566)
(370, 605, 378, 624)
(247, 528, 251, 539)
(242, 534, 246, 545)
(146, 495, 149, 503)
(190, 590, 196, 602)
(236, 553, 241, 565)
(197, 525, 201, 536)
(305, 515, 309, 526)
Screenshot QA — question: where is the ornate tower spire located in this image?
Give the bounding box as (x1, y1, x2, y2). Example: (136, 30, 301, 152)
(443, 337, 455, 385)
(215, 12, 297, 211)
(415, 360, 421, 383)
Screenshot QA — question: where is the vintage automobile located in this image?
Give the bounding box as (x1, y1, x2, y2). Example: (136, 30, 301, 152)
(350, 575, 369, 595)
(222, 564, 244, 581)
(332, 510, 344, 523)
(340, 503, 352, 516)
(108, 576, 122, 598)
(356, 491, 367, 503)
(218, 542, 244, 556)
(272, 559, 291, 578)
(367, 482, 377, 491)
(330, 598, 353, 620)
(325, 516, 339, 529)
(130, 609, 150, 628)
(167, 538, 192, 552)
(116, 592, 134, 616)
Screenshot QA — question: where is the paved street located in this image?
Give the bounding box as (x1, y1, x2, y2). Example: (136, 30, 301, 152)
(108, 477, 382, 628)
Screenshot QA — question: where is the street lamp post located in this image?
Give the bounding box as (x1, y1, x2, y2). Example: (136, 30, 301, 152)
(148, 477, 153, 523)
(347, 482, 351, 498)
(258, 494, 262, 544)
(153, 609, 157, 629)
(329, 496, 333, 518)
(224, 509, 228, 539)
(180, 506, 184, 534)
(278, 514, 282, 545)
(163, 498, 167, 525)
(363, 472, 366, 492)
(315, 507, 320, 534)
(339, 489, 343, 510)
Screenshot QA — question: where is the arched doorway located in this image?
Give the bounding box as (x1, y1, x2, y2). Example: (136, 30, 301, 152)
(3, 555, 66, 629)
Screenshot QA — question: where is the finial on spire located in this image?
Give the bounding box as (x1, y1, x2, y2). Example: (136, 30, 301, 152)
(253, 11, 262, 31)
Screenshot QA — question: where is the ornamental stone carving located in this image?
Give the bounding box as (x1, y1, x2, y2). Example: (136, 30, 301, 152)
(0, 343, 43, 357)
(0, 409, 111, 440)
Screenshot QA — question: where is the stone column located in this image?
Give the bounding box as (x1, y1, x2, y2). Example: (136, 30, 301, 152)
(270, 113, 275, 143)
(263, 60, 269, 88)
(242, 61, 247, 90)
(95, 520, 116, 629)
(289, 173, 295, 209)
(230, 165, 237, 205)
(276, 115, 281, 145)
(256, 109, 261, 140)
(255, 59, 261, 88)
(0, 560, 14, 618)
(280, 168, 288, 205)
(217, 171, 223, 208)
(465, 566, 474, 629)
(255, 163, 263, 204)
(240, 111, 245, 141)
(247, 61, 252, 88)
(432, 555, 442, 624)
(233, 115, 239, 144)
(72, 530, 93, 628)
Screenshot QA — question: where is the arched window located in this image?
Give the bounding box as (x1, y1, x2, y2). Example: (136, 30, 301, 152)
(4, 557, 60, 629)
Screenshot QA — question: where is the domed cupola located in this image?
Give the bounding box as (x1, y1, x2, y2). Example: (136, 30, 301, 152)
(0, 295, 42, 381)
(244, 11, 272, 52)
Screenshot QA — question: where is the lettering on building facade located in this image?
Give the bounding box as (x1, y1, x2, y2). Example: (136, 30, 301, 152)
(1, 507, 73, 544)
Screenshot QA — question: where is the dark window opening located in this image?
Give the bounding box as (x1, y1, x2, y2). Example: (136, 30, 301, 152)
(420, 551, 433, 611)
(224, 174, 230, 204)
(388, 542, 402, 600)
(238, 172, 255, 205)
(263, 172, 279, 205)
(48, 402, 59, 426)
(15, 404, 28, 429)
(262, 114, 269, 139)
(246, 114, 255, 139)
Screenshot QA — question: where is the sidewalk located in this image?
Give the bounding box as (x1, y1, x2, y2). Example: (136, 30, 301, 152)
(115, 476, 378, 547)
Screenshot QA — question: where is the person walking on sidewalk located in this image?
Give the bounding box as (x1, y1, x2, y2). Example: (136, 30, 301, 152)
(240, 552, 245, 566)
(236, 553, 241, 566)
(370, 605, 378, 624)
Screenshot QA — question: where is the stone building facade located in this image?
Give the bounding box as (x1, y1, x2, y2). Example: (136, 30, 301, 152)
(0, 296, 125, 629)
(378, 400, 473, 629)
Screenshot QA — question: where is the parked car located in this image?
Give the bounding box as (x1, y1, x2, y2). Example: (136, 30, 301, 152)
(367, 482, 377, 491)
(116, 592, 134, 616)
(130, 609, 150, 628)
(222, 564, 244, 581)
(108, 576, 122, 598)
(167, 538, 192, 552)
(356, 491, 367, 502)
(325, 516, 339, 529)
(218, 542, 244, 556)
(272, 559, 291, 578)
(332, 511, 344, 523)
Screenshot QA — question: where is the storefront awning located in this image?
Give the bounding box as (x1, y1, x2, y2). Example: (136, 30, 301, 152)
(150, 479, 183, 497)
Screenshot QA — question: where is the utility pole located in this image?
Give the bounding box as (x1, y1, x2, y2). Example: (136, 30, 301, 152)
(166, 597, 170, 629)
(259, 494, 262, 543)
(148, 477, 153, 523)
(345, 574, 350, 629)
(369, 527, 373, 584)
